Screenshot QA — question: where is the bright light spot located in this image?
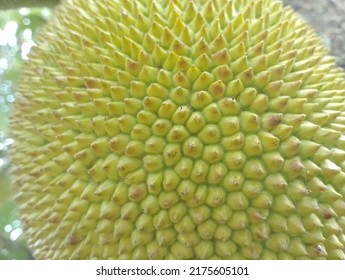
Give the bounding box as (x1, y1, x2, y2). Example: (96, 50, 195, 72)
(0, 57, 8, 70)
(19, 8, 30, 15)
(4, 21, 18, 47)
(0, 159, 7, 168)
(1, 249, 9, 256)
(6, 95, 15, 103)
(21, 41, 35, 60)
(0, 81, 13, 95)
(0, 21, 18, 46)
(23, 18, 31, 26)
(0, 82, 12, 93)
(0, 34, 5, 45)
(5, 21, 18, 32)
(23, 28, 32, 41)
(12, 220, 21, 228)
(41, 8, 52, 19)
(0, 143, 4, 150)
(4, 224, 12, 233)
(7, 36, 17, 47)
(4, 138, 14, 146)
(10, 228, 23, 241)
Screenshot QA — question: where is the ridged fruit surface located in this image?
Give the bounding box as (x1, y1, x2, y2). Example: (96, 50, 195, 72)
(10, 0, 345, 259)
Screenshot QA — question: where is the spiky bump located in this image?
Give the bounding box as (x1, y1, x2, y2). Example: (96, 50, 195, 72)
(10, 0, 345, 260)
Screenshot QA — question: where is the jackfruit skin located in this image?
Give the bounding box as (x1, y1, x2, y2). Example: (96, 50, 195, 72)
(10, 0, 345, 260)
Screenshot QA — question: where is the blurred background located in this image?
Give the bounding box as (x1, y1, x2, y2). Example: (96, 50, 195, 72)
(0, 0, 344, 259)
(0, 6, 52, 259)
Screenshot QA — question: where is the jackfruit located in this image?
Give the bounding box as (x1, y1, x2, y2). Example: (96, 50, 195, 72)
(10, 0, 345, 260)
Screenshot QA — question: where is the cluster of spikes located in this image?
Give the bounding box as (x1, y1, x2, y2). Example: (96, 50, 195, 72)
(10, 0, 345, 259)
